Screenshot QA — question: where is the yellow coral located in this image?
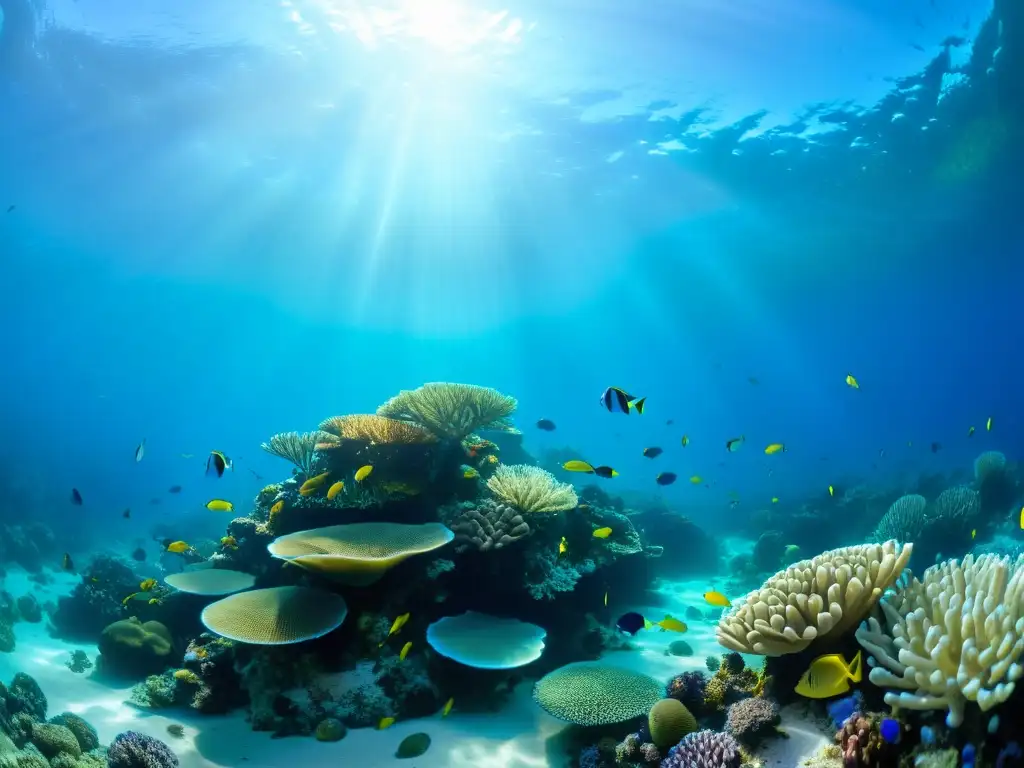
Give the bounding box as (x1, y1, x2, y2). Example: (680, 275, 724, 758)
(377, 382, 518, 440)
(173, 669, 200, 684)
(704, 676, 726, 710)
(319, 415, 438, 446)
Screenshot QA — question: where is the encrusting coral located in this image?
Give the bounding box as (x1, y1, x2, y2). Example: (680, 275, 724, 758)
(855, 552, 1024, 726)
(717, 540, 913, 655)
(485, 464, 578, 514)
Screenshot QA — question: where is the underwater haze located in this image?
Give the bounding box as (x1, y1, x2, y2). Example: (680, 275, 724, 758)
(1, 0, 1023, 767)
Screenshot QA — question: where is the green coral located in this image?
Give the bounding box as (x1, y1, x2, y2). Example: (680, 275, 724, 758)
(47, 714, 98, 752)
(704, 676, 726, 710)
(648, 698, 697, 748)
(314, 718, 346, 742)
(30, 724, 80, 758)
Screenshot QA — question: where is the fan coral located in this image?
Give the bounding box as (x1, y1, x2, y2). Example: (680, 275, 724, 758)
(717, 540, 913, 655)
(855, 553, 1024, 727)
(649, 698, 698, 748)
(318, 414, 438, 446)
(260, 431, 325, 474)
(486, 464, 578, 514)
(725, 697, 780, 745)
(107, 731, 179, 768)
(377, 382, 518, 440)
(446, 500, 531, 550)
(871, 494, 927, 542)
(662, 730, 742, 768)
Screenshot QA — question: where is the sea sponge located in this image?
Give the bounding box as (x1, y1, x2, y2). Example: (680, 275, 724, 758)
(426, 612, 546, 669)
(532, 662, 663, 726)
(201, 586, 347, 645)
(260, 431, 326, 473)
(725, 697, 780, 744)
(267, 522, 454, 586)
(30, 724, 81, 758)
(107, 731, 179, 768)
(648, 698, 698, 748)
(486, 464, 578, 514)
(377, 382, 518, 440)
(855, 553, 1024, 727)
(871, 494, 927, 543)
(717, 540, 913, 655)
(98, 618, 172, 676)
(661, 730, 742, 768)
(47, 713, 99, 752)
(318, 415, 437, 445)
(163, 569, 256, 596)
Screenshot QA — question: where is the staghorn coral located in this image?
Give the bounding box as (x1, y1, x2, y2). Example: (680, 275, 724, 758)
(486, 464, 578, 514)
(724, 697, 779, 745)
(318, 415, 437, 445)
(377, 382, 518, 440)
(855, 553, 1024, 727)
(260, 431, 325, 474)
(445, 500, 531, 551)
(717, 540, 913, 655)
(661, 730, 742, 768)
(871, 494, 927, 543)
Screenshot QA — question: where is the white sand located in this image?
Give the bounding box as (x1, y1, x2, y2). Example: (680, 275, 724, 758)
(0, 568, 828, 767)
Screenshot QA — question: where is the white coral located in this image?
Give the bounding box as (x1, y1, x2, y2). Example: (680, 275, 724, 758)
(855, 553, 1024, 727)
(716, 540, 913, 656)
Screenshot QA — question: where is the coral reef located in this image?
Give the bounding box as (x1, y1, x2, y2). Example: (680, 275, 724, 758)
(97, 618, 173, 678)
(50, 556, 141, 640)
(444, 500, 531, 551)
(107, 731, 178, 768)
(661, 730, 742, 768)
(724, 697, 779, 745)
(486, 464, 578, 514)
(377, 382, 518, 440)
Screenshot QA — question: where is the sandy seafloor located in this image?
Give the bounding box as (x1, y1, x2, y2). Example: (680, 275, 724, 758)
(0, 564, 829, 767)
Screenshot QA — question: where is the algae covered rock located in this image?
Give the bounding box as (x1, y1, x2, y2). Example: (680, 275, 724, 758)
(30, 723, 81, 758)
(48, 713, 99, 752)
(6, 674, 46, 720)
(314, 718, 345, 742)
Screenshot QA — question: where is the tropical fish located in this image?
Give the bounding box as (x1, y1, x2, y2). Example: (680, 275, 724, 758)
(62, 553, 75, 571)
(148, 598, 162, 606)
(656, 472, 677, 486)
(725, 436, 745, 452)
(879, 717, 900, 744)
(166, 541, 190, 554)
(379, 613, 410, 647)
(615, 612, 653, 635)
(168, 485, 182, 494)
(558, 537, 568, 556)
(681, 435, 689, 447)
(592, 527, 612, 539)
(703, 591, 731, 608)
(971, 529, 977, 540)
(783, 544, 801, 560)
(139, 578, 157, 591)
(593, 466, 618, 478)
(378, 717, 396, 730)
(643, 447, 663, 458)
(1019, 506, 1023, 530)
(968, 426, 975, 437)
(221, 536, 238, 549)
(299, 471, 331, 496)
(463, 468, 479, 479)
(326, 481, 345, 500)
(5, 205, 14, 213)
(599, 386, 646, 415)
(135, 439, 146, 462)
(206, 499, 233, 512)
(123, 508, 131, 519)
(748, 376, 759, 385)
(931, 442, 942, 453)
(270, 500, 284, 516)
(987, 416, 993, 431)
(536, 419, 556, 431)
(563, 460, 596, 473)
(845, 373, 860, 389)
(764, 443, 785, 455)
(603, 591, 608, 607)
(70, 488, 83, 506)
(689, 475, 702, 485)
(653, 616, 687, 633)
(206, 450, 231, 477)
(771, 497, 779, 503)
(828, 485, 835, 497)
(794, 650, 863, 699)
(121, 593, 138, 605)
(399, 641, 413, 661)
(441, 698, 454, 717)
(354, 465, 374, 483)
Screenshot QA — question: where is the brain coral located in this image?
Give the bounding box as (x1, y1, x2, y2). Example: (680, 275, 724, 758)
(661, 730, 742, 768)
(47, 713, 99, 752)
(532, 662, 663, 726)
(98, 618, 173, 676)
(201, 586, 347, 645)
(717, 540, 913, 655)
(648, 698, 698, 748)
(267, 522, 454, 586)
(426, 612, 546, 669)
(164, 569, 255, 596)
(856, 553, 1024, 727)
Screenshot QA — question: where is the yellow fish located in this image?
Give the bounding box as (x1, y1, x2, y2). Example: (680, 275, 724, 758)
(562, 460, 596, 473)
(270, 500, 284, 516)
(828, 485, 834, 497)
(166, 541, 190, 554)
(764, 443, 785, 455)
(121, 592, 139, 605)
(148, 598, 162, 606)
(139, 578, 157, 591)
(1019, 506, 1024, 530)
(441, 698, 454, 717)
(703, 591, 731, 608)
(220, 536, 238, 549)
(326, 481, 345, 500)
(206, 499, 233, 512)
(399, 641, 412, 661)
(603, 591, 608, 607)
(845, 373, 859, 389)
(378, 612, 410, 647)
(654, 616, 687, 633)
(971, 529, 977, 540)
(463, 468, 479, 479)
(771, 497, 779, 503)
(377, 717, 395, 730)
(968, 426, 976, 437)
(795, 650, 862, 699)
(355, 465, 373, 483)
(987, 416, 993, 431)
(592, 527, 612, 539)
(689, 475, 702, 485)
(558, 537, 568, 556)
(299, 471, 331, 496)
(681, 435, 689, 447)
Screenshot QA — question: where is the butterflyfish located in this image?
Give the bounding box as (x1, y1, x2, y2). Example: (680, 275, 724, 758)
(441, 698, 454, 717)
(166, 541, 190, 554)
(615, 612, 653, 635)
(299, 471, 331, 496)
(206, 450, 231, 478)
(1019, 506, 1024, 530)
(845, 373, 859, 389)
(592, 527, 613, 539)
(206, 499, 233, 512)
(703, 591, 731, 608)
(399, 641, 412, 661)
(971, 529, 977, 540)
(121, 593, 138, 606)
(725, 436, 745, 452)
(354, 465, 374, 483)
(221, 535, 238, 549)
(378, 612, 410, 647)
(764, 443, 785, 455)
(139, 578, 157, 591)
(148, 598, 162, 605)
(603, 591, 608, 607)
(643, 447, 663, 458)
(599, 386, 646, 415)
(794, 650, 862, 699)
(771, 497, 779, 503)
(563, 460, 596, 473)
(656, 472, 677, 485)
(135, 439, 146, 463)
(654, 615, 687, 633)
(326, 481, 345, 500)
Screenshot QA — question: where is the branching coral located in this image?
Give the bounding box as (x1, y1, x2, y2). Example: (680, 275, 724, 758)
(377, 382, 518, 440)
(855, 553, 1024, 726)
(871, 494, 927, 543)
(318, 414, 437, 445)
(661, 730, 742, 768)
(446, 500, 531, 551)
(486, 464, 578, 514)
(260, 431, 325, 474)
(717, 540, 913, 655)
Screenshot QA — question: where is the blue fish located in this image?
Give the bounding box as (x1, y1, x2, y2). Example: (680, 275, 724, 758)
(599, 387, 646, 415)
(879, 717, 900, 744)
(615, 612, 652, 635)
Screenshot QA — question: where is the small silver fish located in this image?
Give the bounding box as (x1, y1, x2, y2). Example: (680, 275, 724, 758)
(135, 439, 146, 463)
